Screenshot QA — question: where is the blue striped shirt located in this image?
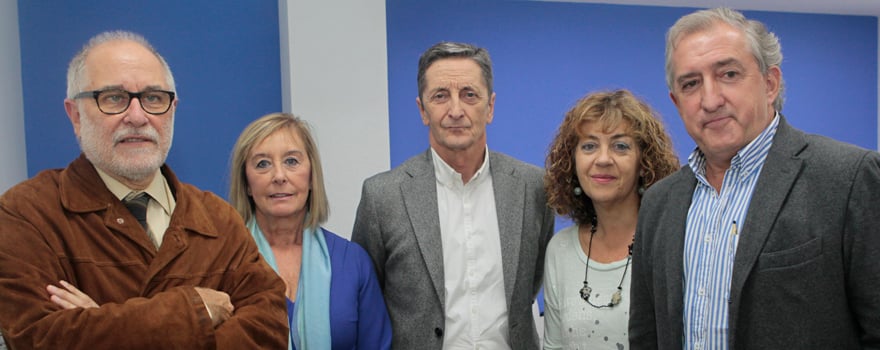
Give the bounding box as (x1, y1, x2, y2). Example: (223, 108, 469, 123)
(682, 114, 779, 350)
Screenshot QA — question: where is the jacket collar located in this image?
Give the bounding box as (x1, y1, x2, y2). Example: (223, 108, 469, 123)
(58, 154, 218, 238)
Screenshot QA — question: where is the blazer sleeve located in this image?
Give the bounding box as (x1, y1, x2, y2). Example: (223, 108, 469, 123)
(351, 179, 386, 285)
(846, 151, 880, 347)
(534, 201, 555, 297)
(629, 191, 660, 350)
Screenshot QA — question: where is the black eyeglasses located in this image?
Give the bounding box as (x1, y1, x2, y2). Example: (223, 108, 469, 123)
(73, 89, 176, 115)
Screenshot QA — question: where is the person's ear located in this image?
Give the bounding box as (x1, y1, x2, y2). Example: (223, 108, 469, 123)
(64, 99, 83, 139)
(669, 92, 680, 109)
(417, 96, 429, 126)
(486, 92, 496, 124)
(765, 66, 782, 107)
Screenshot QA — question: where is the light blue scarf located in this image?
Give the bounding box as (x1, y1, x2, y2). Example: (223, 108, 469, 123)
(247, 217, 332, 350)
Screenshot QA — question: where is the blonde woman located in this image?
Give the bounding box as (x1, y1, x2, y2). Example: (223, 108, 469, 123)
(229, 113, 391, 349)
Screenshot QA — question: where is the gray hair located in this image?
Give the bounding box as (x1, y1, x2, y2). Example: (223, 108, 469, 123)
(66, 30, 176, 98)
(665, 7, 785, 111)
(417, 41, 493, 99)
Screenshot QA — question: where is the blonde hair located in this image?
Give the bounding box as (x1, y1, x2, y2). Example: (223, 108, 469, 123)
(228, 112, 328, 228)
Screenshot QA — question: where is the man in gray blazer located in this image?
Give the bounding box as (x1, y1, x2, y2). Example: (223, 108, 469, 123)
(352, 42, 554, 349)
(630, 7, 880, 349)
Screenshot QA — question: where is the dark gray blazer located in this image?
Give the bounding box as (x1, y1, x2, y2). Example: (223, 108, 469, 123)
(629, 117, 880, 349)
(352, 149, 554, 350)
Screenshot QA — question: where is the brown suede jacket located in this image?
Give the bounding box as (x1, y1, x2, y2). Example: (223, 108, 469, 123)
(0, 155, 288, 349)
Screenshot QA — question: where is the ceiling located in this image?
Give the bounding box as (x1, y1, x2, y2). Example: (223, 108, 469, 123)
(558, 0, 880, 16)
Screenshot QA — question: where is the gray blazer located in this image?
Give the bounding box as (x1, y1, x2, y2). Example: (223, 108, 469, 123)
(352, 149, 554, 350)
(630, 117, 880, 349)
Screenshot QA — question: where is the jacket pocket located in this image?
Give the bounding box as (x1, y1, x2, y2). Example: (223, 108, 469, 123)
(754, 236, 821, 271)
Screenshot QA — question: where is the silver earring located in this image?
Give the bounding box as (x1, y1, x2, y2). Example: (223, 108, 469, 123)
(573, 187, 583, 196)
(638, 186, 646, 196)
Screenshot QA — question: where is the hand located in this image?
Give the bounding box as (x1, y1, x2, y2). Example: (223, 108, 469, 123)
(194, 287, 234, 328)
(47, 280, 99, 309)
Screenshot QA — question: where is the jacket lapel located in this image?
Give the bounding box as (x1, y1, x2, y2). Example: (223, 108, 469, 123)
(401, 151, 447, 307)
(61, 155, 159, 254)
(489, 153, 524, 305)
(665, 169, 696, 344)
(728, 117, 805, 327)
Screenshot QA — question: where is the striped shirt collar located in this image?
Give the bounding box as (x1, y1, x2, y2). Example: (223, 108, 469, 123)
(687, 112, 781, 183)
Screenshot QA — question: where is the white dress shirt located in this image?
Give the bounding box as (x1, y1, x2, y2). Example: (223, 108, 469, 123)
(431, 147, 510, 350)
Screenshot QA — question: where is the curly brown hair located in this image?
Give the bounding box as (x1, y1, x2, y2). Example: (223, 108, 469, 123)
(544, 89, 680, 225)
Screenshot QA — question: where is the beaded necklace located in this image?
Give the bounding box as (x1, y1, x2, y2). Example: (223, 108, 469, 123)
(579, 216, 633, 308)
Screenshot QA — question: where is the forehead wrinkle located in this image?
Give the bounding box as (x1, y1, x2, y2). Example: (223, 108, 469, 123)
(713, 57, 743, 70)
(425, 60, 486, 91)
(432, 78, 478, 90)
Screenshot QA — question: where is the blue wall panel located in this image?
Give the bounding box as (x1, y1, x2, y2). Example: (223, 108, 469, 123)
(18, 1, 282, 197)
(386, 1, 877, 170)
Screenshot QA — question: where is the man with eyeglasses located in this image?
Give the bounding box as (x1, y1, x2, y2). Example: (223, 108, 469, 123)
(0, 31, 288, 349)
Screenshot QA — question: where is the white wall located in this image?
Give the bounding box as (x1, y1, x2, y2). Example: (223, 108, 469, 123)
(279, 0, 390, 236)
(0, 1, 27, 194)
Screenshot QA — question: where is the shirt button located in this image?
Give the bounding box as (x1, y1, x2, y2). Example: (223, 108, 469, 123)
(704, 235, 712, 243)
(698, 288, 706, 296)
(117, 218, 124, 224)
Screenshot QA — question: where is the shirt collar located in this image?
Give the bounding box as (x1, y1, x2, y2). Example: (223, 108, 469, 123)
(430, 146, 491, 187)
(688, 112, 780, 178)
(95, 167, 173, 215)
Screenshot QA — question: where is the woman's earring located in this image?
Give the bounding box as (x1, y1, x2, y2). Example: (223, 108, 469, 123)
(638, 186, 646, 196)
(573, 187, 583, 196)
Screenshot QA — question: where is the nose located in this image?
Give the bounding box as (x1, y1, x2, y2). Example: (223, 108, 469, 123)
(272, 166, 288, 184)
(448, 96, 465, 119)
(123, 97, 150, 126)
(596, 146, 613, 166)
(700, 79, 724, 112)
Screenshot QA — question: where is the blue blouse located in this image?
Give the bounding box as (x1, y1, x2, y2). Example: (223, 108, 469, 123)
(286, 229, 391, 349)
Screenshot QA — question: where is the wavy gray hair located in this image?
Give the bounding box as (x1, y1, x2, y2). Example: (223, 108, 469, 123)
(665, 7, 785, 111)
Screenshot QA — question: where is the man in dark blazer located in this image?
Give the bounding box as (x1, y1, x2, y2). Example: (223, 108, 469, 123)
(630, 7, 880, 349)
(352, 42, 554, 349)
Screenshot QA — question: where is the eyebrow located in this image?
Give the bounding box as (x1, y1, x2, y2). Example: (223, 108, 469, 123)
(426, 87, 449, 96)
(583, 132, 634, 141)
(675, 72, 700, 86)
(428, 84, 479, 94)
(249, 150, 305, 161)
(713, 58, 743, 70)
(675, 58, 745, 85)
